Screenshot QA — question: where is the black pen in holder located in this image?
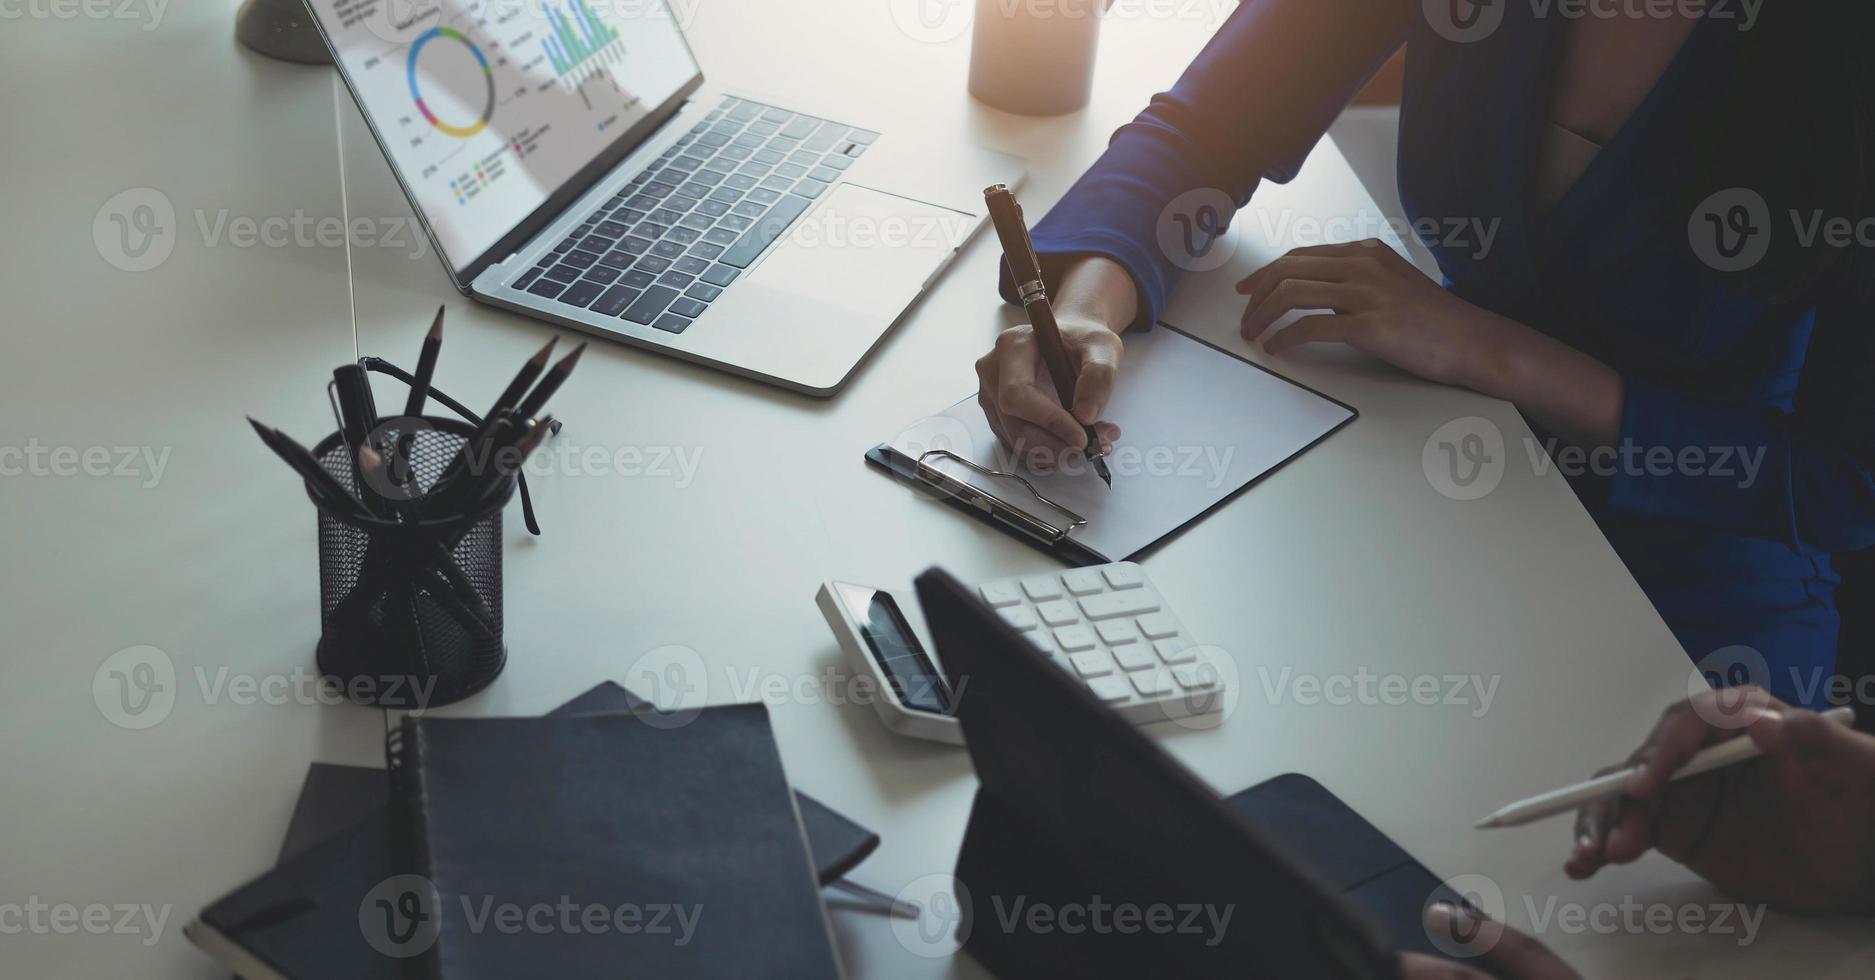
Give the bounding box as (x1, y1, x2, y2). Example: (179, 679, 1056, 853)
(310, 416, 511, 709)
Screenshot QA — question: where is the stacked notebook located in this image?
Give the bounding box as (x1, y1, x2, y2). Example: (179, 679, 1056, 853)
(187, 683, 857, 979)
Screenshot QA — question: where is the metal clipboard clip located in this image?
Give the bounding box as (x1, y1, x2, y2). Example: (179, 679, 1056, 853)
(915, 449, 1089, 544)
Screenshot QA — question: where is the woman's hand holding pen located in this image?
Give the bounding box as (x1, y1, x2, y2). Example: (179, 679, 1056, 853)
(976, 255, 1133, 456)
(1565, 686, 1875, 915)
(977, 313, 1123, 456)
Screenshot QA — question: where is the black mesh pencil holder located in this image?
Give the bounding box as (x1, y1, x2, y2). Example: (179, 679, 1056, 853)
(306, 357, 549, 709)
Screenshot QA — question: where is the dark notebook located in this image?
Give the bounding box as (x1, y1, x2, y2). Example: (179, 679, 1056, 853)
(277, 683, 878, 881)
(391, 704, 844, 978)
(189, 684, 872, 979)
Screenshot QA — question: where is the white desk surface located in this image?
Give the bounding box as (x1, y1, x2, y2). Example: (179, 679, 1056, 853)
(4, 1, 1870, 977)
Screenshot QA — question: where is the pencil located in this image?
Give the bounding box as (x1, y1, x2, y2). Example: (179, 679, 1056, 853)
(247, 417, 367, 518)
(1474, 705, 1856, 829)
(404, 305, 445, 418)
(488, 336, 558, 421)
(513, 342, 586, 420)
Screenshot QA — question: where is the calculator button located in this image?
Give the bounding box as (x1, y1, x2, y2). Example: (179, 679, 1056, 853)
(1070, 650, 1114, 678)
(998, 606, 1039, 631)
(1112, 644, 1157, 672)
(1080, 591, 1160, 620)
(1130, 669, 1175, 697)
(1036, 600, 1079, 627)
(1095, 620, 1140, 646)
(979, 582, 1022, 607)
(1088, 675, 1132, 703)
(1136, 613, 1179, 639)
(1061, 568, 1105, 596)
(1173, 664, 1220, 691)
(1102, 563, 1146, 589)
(1154, 638, 1197, 664)
(1053, 625, 1097, 652)
(1020, 575, 1064, 601)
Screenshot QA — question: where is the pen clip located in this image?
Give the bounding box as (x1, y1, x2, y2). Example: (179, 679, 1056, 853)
(915, 449, 1089, 544)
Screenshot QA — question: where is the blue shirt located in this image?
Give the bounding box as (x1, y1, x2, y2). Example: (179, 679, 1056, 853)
(1006, 2, 1875, 705)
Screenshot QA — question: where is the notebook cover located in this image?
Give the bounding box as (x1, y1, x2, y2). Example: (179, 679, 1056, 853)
(195, 800, 402, 980)
(193, 686, 872, 980)
(391, 705, 844, 979)
(275, 683, 878, 884)
(551, 683, 880, 884)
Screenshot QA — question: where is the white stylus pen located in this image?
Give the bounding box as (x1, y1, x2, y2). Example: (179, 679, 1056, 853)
(1475, 706, 1857, 829)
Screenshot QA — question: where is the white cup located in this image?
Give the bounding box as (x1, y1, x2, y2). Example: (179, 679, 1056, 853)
(969, 0, 1106, 116)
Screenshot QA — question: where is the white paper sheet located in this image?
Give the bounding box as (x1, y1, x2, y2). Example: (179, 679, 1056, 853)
(888, 327, 1355, 560)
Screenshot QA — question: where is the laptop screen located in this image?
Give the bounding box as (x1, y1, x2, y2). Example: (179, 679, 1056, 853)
(309, 1, 701, 275)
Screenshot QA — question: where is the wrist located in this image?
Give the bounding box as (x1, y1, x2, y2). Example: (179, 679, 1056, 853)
(1466, 313, 1539, 399)
(1052, 255, 1140, 335)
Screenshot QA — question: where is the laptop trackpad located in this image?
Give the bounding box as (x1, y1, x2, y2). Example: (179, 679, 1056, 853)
(694, 183, 965, 389)
(751, 183, 962, 309)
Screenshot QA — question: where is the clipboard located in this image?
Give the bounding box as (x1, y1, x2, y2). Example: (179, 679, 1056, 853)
(865, 443, 1110, 565)
(866, 324, 1357, 566)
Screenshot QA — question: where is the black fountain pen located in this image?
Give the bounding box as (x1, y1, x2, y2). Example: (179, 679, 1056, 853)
(983, 184, 1112, 487)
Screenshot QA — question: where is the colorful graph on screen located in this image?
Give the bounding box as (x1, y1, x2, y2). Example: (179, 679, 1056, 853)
(406, 26, 497, 139)
(540, 0, 623, 80)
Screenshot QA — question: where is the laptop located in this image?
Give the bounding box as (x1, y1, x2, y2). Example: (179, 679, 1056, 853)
(306, 1, 1023, 395)
(913, 566, 1491, 978)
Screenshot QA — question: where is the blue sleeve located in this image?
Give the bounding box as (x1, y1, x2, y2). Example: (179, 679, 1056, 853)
(997, 0, 1412, 328)
(1607, 287, 1875, 555)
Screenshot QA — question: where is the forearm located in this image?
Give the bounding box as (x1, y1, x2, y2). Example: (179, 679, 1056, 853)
(1006, 0, 1412, 326)
(1049, 256, 1140, 335)
(1475, 319, 1625, 449)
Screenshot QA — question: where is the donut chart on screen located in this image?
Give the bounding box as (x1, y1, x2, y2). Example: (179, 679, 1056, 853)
(406, 27, 496, 139)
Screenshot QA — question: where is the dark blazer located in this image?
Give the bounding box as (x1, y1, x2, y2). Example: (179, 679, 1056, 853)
(1009, 1, 1875, 704)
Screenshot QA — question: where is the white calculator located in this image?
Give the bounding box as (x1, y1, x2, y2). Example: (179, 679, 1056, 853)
(818, 563, 1226, 744)
(977, 562, 1226, 727)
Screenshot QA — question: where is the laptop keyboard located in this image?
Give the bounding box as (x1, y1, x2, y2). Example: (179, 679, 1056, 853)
(511, 96, 877, 335)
